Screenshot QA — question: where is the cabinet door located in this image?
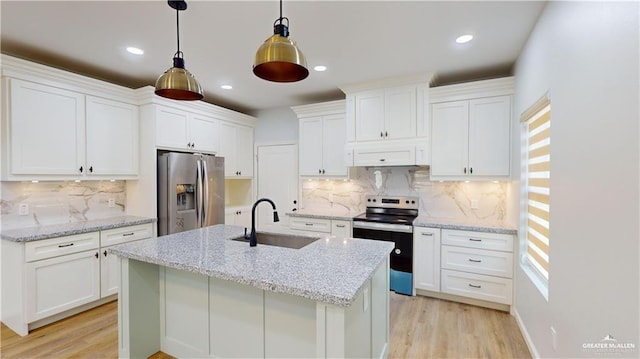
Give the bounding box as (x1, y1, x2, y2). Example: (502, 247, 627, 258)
(218, 122, 237, 176)
(468, 96, 511, 176)
(384, 85, 416, 140)
(86, 96, 139, 176)
(322, 114, 348, 176)
(355, 89, 385, 141)
(298, 116, 324, 176)
(235, 125, 254, 177)
(413, 228, 441, 292)
(189, 114, 220, 154)
(26, 250, 100, 321)
(10, 79, 85, 175)
(156, 106, 189, 150)
(331, 220, 351, 238)
(236, 206, 252, 228)
(100, 248, 119, 297)
(430, 101, 469, 176)
(224, 209, 237, 225)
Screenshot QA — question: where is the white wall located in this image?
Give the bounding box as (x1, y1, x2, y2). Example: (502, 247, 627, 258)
(254, 107, 298, 145)
(512, 1, 639, 357)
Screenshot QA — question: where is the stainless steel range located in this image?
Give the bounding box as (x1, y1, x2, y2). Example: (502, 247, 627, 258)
(352, 195, 418, 296)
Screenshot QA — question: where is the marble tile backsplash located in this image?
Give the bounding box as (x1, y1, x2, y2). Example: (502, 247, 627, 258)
(1, 181, 126, 230)
(300, 167, 513, 226)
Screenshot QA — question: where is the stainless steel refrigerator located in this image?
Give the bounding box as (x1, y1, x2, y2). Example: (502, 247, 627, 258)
(157, 151, 225, 236)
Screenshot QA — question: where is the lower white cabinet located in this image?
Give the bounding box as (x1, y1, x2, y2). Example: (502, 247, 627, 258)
(289, 216, 352, 237)
(413, 228, 441, 292)
(26, 249, 101, 322)
(1, 223, 153, 336)
(413, 226, 515, 307)
(225, 206, 251, 228)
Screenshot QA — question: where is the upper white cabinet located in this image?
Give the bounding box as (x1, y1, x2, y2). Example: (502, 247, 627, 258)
(430, 77, 514, 180)
(6, 79, 86, 177)
(340, 74, 433, 166)
(292, 100, 348, 177)
(86, 96, 139, 176)
(354, 86, 416, 141)
(155, 106, 219, 154)
(1, 70, 139, 181)
(219, 122, 254, 178)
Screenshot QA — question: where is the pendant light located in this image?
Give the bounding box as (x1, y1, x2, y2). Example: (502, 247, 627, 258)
(155, 0, 203, 101)
(253, 0, 309, 82)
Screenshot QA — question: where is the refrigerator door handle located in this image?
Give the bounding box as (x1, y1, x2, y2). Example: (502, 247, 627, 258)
(202, 159, 209, 227)
(196, 159, 203, 227)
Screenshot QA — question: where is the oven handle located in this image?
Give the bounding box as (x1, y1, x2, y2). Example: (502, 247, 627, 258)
(353, 221, 413, 233)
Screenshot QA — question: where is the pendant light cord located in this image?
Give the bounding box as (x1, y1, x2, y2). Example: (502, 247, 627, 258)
(175, 6, 182, 57)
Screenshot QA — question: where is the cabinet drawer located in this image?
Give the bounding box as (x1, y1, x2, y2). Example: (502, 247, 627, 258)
(289, 217, 331, 233)
(100, 223, 153, 247)
(441, 245, 513, 278)
(331, 220, 352, 238)
(25, 232, 100, 262)
(442, 229, 513, 252)
(353, 145, 415, 166)
(441, 269, 513, 305)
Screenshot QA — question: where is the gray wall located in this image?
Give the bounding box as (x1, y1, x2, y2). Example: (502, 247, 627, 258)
(254, 107, 298, 145)
(512, 1, 639, 357)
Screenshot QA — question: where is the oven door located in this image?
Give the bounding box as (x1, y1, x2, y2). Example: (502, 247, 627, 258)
(352, 221, 414, 295)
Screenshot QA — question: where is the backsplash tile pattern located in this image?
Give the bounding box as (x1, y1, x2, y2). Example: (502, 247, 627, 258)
(1, 181, 126, 230)
(300, 167, 511, 225)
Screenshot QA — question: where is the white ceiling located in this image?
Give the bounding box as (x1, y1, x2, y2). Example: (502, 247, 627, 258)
(1, 1, 546, 116)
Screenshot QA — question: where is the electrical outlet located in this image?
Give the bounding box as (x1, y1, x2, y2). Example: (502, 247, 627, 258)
(18, 203, 29, 216)
(470, 199, 479, 209)
(551, 326, 557, 351)
(108, 198, 116, 208)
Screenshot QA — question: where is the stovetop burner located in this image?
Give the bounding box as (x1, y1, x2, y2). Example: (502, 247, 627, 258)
(353, 195, 419, 225)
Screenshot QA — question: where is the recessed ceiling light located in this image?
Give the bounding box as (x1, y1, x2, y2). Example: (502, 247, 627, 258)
(221, 85, 233, 90)
(455, 35, 473, 44)
(126, 46, 144, 55)
(313, 65, 327, 72)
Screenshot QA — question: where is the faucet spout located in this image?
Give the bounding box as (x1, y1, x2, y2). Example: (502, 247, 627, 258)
(247, 198, 279, 247)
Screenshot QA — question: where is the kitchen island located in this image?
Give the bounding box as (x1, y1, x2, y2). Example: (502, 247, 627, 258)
(109, 224, 393, 358)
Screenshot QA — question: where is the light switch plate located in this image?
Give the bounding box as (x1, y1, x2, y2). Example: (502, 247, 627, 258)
(471, 199, 479, 209)
(108, 198, 116, 208)
(18, 203, 29, 216)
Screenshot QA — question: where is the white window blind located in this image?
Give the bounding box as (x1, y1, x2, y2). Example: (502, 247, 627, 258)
(523, 102, 551, 281)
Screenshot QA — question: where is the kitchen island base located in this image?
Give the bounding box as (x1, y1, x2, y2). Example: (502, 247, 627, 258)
(118, 257, 389, 358)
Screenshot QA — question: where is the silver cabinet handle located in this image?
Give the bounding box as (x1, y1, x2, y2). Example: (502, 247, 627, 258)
(421, 232, 433, 236)
(58, 243, 74, 248)
(468, 284, 481, 289)
(469, 238, 482, 242)
(379, 159, 386, 162)
(336, 224, 346, 228)
(122, 232, 134, 237)
(468, 258, 482, 263)
(305, 223, 313, 226)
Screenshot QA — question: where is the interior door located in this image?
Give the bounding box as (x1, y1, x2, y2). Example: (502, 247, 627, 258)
(256, 144, 298, 232)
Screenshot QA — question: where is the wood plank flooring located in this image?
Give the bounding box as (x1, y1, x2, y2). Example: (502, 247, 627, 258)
(1, 294, 531, 358)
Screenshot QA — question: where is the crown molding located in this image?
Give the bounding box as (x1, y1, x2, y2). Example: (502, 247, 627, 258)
(429, 76, 515, 103)
(291, 99, 346, 118)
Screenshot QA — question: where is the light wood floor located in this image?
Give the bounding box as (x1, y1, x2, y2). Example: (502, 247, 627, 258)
(1, 294, 531, 358)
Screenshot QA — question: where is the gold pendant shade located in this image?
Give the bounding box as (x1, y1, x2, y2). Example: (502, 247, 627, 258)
(253, 32, 308, 83)
(155, 56, 203, 101)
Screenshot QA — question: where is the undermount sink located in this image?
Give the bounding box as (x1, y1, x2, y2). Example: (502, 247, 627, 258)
(231, 231, 320, 249)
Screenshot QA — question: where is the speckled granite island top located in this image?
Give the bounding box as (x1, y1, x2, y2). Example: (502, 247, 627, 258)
(413, 216, 517, 235)
(109, 224, 394, 307)
(0, 216, 156, 242)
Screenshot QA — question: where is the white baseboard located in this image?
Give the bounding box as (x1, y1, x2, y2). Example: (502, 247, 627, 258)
(513, 307, 540, 358)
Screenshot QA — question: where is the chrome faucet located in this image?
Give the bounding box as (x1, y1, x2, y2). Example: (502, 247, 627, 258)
(246, 198, 279, 247)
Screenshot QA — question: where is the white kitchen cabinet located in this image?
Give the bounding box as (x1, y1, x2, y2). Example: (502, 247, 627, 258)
(429, 77, 514, 180)
(413, 227, 441, 293)
(298, 114, 348, 177)
(225, 206, 251, 228)
(354, 85, 416, 141)
(86, 96, 139, 176)
(155, 105, 220, 154)
(2, 80, 139, 180)
(439, 229, 514, 305)
(6, 78, 85, 177)
(331, 220, 352, 238)
(1, 223, 153, 336)
(431, 96, 511, 178)
(219, 122, 254, 178)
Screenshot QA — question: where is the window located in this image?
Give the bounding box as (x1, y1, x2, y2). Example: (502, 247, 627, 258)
(521, 95, 550, 294)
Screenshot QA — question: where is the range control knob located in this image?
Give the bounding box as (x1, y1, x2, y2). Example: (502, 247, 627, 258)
(411, 200, 416, 204)
(372, 199, 377, 202)
(405, 200, 409, 204)
(394, 248, 401, 255)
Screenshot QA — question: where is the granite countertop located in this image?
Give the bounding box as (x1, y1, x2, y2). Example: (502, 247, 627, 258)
(109, 224, 394, 307)
(413, 216, 517, 235)
(0, 216, 156, 242)
(287, 209, 362, 221)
